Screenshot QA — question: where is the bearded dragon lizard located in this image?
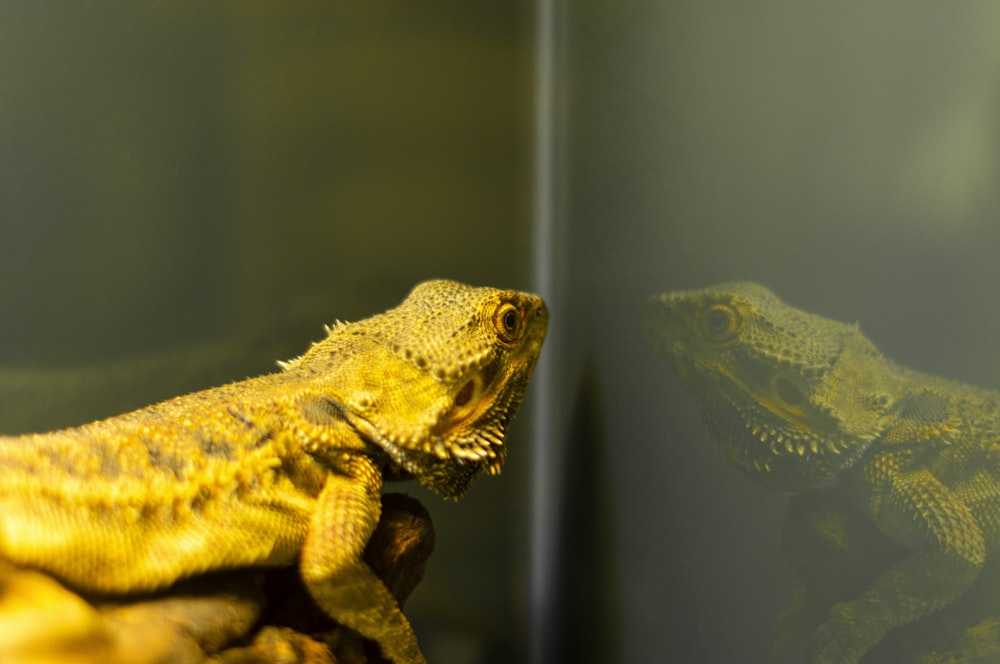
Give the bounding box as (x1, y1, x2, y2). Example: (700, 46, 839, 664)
(0, 279, 547, 664)
(643, 282, 1000, 664)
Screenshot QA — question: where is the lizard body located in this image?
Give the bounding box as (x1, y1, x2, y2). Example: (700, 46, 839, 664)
(0, 279, 547, 664)
(643, 282, 1000, 664)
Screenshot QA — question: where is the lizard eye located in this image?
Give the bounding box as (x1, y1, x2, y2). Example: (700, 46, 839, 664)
(493, 303, 523, 343)
(700, 304, 739, 342)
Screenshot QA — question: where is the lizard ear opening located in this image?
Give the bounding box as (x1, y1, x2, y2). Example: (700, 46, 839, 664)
(441, 377, 485, 430)
(454, 379, 475, 408)
(772, 375, 807, 408)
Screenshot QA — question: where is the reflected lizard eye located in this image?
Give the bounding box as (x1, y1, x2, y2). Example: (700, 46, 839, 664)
(493, 303, 523, 343)
(700, 304, 740, 342)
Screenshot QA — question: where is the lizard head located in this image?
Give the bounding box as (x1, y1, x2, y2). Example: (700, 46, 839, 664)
(292, 280, 547, 499)
(643, 282, 892, 493)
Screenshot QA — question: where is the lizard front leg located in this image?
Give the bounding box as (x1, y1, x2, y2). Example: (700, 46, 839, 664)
(813, 455, 985, 664)
(301, 454, 426, 664)
(773, 488, 906, 662)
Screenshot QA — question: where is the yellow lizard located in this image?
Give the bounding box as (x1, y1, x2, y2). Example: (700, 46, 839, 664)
(0, 279, 547, 664)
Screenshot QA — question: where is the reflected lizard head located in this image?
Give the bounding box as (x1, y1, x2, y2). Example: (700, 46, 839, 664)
(643, 281, 892, 492)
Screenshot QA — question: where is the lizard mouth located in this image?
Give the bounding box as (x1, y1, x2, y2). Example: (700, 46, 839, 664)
(698, 378, 861, 492)
(431, 362, 534, 474)
(655, 334, 859, 489)
(643, 292, 863, 492)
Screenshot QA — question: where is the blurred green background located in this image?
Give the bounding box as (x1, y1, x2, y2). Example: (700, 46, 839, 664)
(559, 2, 1000, 663)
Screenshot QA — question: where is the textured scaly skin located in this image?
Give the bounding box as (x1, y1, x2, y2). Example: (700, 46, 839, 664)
(0, 279, 547, 664)
(643, 282, 1000, 664)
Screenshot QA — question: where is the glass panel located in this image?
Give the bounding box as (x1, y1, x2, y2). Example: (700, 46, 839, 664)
(551, 2, 1000, 663)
